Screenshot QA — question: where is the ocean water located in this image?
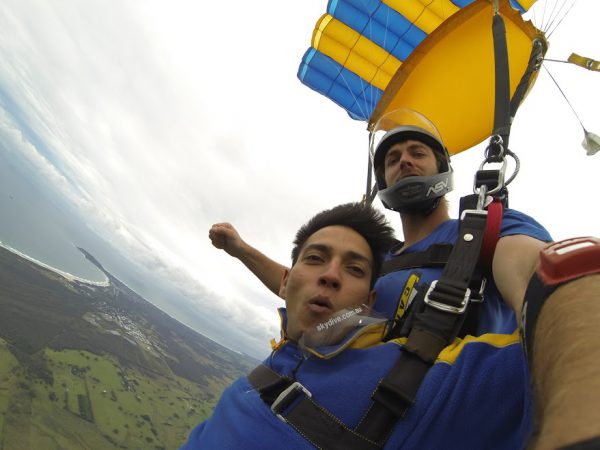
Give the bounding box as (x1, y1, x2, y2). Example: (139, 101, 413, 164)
(0, 150, 106, 283)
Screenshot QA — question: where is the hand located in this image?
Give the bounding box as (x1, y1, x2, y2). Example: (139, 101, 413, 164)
(209, 223, 246, 258)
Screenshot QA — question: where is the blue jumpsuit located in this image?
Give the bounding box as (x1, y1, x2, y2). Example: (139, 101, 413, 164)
(181, 209, 551, 449)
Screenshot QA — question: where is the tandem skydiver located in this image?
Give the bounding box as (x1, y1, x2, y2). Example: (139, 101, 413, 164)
(196, 111, 600, 449)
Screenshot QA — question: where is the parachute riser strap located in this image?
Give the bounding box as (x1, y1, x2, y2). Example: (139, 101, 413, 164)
(492, 11, 511, 149)
(510, 38, 546, 118)
(248, 364, 382, 450)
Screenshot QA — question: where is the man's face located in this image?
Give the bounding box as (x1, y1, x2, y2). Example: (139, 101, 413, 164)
(383, 139, 439, 187)
(279, 225, 376, 341)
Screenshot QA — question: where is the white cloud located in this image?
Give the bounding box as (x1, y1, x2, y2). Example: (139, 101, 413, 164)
(1, 0, 599, 357)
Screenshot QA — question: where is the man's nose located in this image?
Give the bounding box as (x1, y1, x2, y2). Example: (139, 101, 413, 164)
(318, 262, 342, 290)
(399, 153, 413, 168)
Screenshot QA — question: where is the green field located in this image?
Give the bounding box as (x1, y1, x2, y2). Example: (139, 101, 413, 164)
(0, 246, 258, 449)
(0, 343, 230, 449)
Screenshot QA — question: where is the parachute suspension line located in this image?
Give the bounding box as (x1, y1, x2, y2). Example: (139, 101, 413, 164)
(526, 0, 575, 38)
(543, 0, 576, 39)
(543, 65, 586, 132)
(543, 58, 572, 65)
(331, 55, 369, 121)
(538, 0, 549, 31)
(543, 65, 600, 155)
(364, 130, 378, 206)
(343, 0, 390, 121)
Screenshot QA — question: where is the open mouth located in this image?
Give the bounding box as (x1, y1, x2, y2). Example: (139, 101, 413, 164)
(307, 296, 333, 314)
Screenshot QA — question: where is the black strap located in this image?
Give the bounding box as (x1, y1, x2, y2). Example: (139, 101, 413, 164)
(430, 212, 488, 306)
(248, 365, 381, 450)
(492, 12, 511, 148)
(357, 211, 490, 443)
(510, 38, 546, 119)
(380, 244, 453, 276)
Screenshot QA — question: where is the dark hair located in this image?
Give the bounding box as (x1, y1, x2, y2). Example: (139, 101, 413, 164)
(290, 203, 396, 287)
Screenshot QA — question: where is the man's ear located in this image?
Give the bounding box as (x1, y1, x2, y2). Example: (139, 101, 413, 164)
(366, 290, 377, 308)
(278, 268, 290, 299)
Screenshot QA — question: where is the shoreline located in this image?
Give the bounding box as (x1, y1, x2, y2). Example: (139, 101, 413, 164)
(0, 240, 109, 286)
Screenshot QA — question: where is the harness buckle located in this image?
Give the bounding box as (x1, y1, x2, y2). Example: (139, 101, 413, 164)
(469, 277, 486, 303)
(271, 381, 312, 423)
(424, 280, 471, 314)
(460, 208, 489, 221)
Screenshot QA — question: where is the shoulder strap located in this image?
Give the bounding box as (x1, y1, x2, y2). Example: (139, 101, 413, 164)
(247, 364, 381, 450)
(357, 210, 492, 442)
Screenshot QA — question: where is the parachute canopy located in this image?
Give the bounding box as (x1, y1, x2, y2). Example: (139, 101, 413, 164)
(298, 0, 546, 155)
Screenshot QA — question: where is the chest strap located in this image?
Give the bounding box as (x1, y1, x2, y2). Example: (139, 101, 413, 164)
(247, 364, 381, 450)
(380, 244, 453, 276)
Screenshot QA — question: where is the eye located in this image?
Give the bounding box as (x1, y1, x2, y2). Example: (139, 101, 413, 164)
(386, 155, 399, 166)
(347, 265, 366, 277)
(303, 253, 324, 264)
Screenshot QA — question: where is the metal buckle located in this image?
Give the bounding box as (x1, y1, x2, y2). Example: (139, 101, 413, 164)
(424, 280, 471, 314)
(271, 382, 312, 423)
(460, 208, 489, 221)
(475, 157, 507, 196)
(469, 277, 486, 303)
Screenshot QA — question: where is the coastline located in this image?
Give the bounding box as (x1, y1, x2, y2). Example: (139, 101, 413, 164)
(0, 240, 109, 286)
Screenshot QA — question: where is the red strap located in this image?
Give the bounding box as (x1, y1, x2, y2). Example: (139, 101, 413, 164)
(479, 200, 503, 268)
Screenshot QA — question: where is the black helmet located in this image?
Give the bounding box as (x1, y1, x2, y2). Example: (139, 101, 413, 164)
(370, 109, 453, 214)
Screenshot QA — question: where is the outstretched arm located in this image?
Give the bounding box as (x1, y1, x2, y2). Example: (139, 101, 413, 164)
(530, 274, 600, 449)
(493, 235, 600, 449)
(209, 223, 287, 297)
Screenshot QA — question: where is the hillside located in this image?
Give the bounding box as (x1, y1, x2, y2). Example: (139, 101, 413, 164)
(0, 245, 258, 449)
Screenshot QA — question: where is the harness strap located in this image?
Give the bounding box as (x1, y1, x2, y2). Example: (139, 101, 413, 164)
(356, 351, 430, 442)
(248, 364, 382, 450)
(381, 203, 503, 279)
(380, 244, 453, 276)
(356, 211, 490, 442)
(431, 211, 488, 304)
(479, 200, 503, 268)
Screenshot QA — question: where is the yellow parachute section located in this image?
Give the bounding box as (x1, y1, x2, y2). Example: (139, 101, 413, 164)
(369, 0, 546, 155)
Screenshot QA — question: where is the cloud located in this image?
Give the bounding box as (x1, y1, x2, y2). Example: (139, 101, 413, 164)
(1, 0, 599, 359)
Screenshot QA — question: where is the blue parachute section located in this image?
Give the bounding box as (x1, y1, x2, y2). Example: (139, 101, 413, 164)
(298, 48, 383, 121)
(297, 0, 532, 122)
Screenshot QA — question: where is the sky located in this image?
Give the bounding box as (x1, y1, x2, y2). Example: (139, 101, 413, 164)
(0, 0, 599, 359)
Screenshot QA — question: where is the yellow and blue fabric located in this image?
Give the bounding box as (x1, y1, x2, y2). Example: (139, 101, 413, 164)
(182, 312, 530, 449)
(180, 209, 551, 449)
(298, 0, 543, 155)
